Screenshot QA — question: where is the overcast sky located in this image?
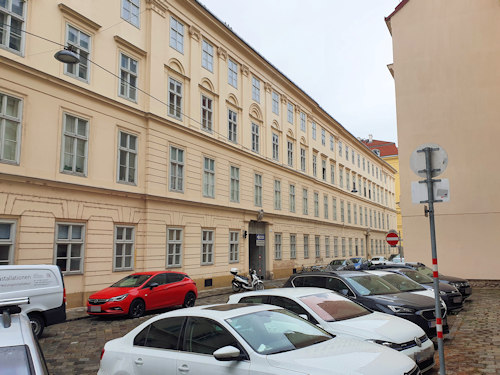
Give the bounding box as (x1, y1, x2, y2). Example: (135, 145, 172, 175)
(199, 0, 401, 144)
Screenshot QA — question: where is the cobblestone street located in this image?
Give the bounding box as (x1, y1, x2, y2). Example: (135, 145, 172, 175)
(39, 284, 500, 375)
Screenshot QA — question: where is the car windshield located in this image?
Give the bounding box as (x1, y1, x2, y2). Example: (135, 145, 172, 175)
(416, 266, 434, 278)
(401, 270, 434, 284)
(226, 309, 331, 355)
(111, 274, 152, 288)
(300, 292, 370, 322)
(0, 345, 34, 375)
(350, 258, 362, 263)
(345, 275, 401, 296)
(330, 259, 345, 265)
(380, 274, 426, 292)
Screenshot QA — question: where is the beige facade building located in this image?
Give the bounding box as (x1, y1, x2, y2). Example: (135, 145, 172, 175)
(386, 0, 500, 279)
(0, 0, 397, 307)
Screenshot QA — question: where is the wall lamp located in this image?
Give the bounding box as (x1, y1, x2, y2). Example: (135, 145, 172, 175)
(351, 182, 358, 193)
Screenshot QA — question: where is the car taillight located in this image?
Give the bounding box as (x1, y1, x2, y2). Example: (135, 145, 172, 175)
(100, 348, 105, 360)
(63, 288, 67, 304)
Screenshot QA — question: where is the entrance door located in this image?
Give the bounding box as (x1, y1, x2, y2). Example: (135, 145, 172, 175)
(249, 234, 265, 279)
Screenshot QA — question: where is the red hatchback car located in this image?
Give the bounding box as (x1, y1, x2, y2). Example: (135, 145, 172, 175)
(87, 271, 197, 318)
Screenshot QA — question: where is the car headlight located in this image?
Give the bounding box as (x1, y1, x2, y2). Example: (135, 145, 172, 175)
(440, 290, 446, 295)
(387, 305, 416, 314)
(367, 339, 402, 351)
(109, 294, 129, 302)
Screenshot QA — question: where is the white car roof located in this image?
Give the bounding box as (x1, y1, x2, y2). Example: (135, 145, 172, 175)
(1, 313, 30, 347)
(366, 270, 393, 276)
(227, 287, 348, 303)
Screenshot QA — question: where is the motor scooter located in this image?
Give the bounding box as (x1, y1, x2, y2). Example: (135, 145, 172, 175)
(230, 268, 264, 292)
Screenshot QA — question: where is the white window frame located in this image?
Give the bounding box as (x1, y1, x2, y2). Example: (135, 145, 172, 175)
(169, 16, 184, 53)
(322, 159, 327, 181)
(289, 184, 295, 213)
(166, 228, 183, 267)
(272, 91, 279, 115)
(321, 128, 325, 146)
(169, 146, 184, 192)
(121, 0, 140, 27)
(0, 0, 26, 54)
(168, 77, 182, 120)
(118, 53, 138, 102)
(302, 188, 308, 215)
(64, 24, 91, 83)
(287, 103, 294, 124)
(287, 140, 293, 167)
(300, 148, 306, 172)
(201, 229, 214, 265)
(290, 234, 296, 259)
(251, 123, 259, 153)
(274, 179, 281, 210)
(230, 166, 240, 203)
(113, 226, 135, 271)
(325, 236, 330, 258)
(228, 58, 238, 88)
(274, 233, 282, 260)
(314, 192, 319, 217)
(334, 237, 339, 257)
(117, 130, 138, 184)
(300, 111, 306, 131)
(228, 109, 237, 143)
(333, 197, 337, 221)
(0, 220, 16, 265)
(252, 76, 260, 102)
(312, 122, 317, 140)
(330, 135, 334, 151)
(201, 94, 213, 132)
(330, 163, 335, 184)
(272, 133, 279, 161)
(312, 154, 317, 177)
(323, 194, 329, 219)
(201, 39, 214, 72)
(54, 222, 85, 274)
(61, 113, 89, 176)
(254, 173, 262, 207)
(315, 235, 320, 258)
(203, 157, 215, 198)
(304, 234, 309, 258)
(0, 92, 22, 164)
(229, 231, 239, 263)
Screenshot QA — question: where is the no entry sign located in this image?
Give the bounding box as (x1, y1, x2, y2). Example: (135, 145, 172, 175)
(386, 231, 399, 247)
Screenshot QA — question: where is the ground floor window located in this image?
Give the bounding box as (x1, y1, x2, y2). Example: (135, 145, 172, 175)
(167, 228, 183, 267)
(114, 226, 134, 271)
(0, 221, 16, 265)
(55, 223, 85, 274)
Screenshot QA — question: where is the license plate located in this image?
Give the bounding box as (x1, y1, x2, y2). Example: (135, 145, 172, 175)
(89, 305, 101, 312)
(453, 296, 462, 303)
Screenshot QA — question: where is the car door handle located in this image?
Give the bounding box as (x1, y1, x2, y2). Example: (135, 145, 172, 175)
(134, 358, 144, 366)
(178, 364, 189, 372)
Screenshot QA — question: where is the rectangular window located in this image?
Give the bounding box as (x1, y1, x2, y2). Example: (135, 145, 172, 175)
(61, 113, 88, 175)
(272, 91, 279, 115)
(290, 234, 296, 259)
(65, 25, 90, 82)
(325, 236, 330, 258)
(300, 111, 305, 131)
(254, 173, 262, 207)
(201, 39, 213, 72)
(114, 226, 134, 271)
(169, 16, 184, 53)
(358, 154, 360, 168)
(0, 92, 22, 164)
(0, 221, 16, 265)
(333, 197, 337, 221)
(346, 172, 350, 191)
(274, 233, 282, 260)
(251, 123, 259, 153)
(352, 150, 355, 163)
(201, 230, 214, 265)
(360, 238, 364, 256)
(334, 237, 339, 257)
(55, 223, 85, 274)
(363, 157, 366, 171)
(288, 103, 294, 124)
(201, 95, 213, 132)
(347, 202, 351, 224)
(300, 148, 306, 172)
(382, 213, 385, 229)
(369, 209, 373, 227)
(121, 0, 139, 27)
(230, 166, 239, 202)
(118, 131, 137, 184)
(203, 157, 215, 198)
(345, 145, 349, 159)
(341, 237, 346, 257)
(119, 53, 138, 101)
(340, 200, 345, 223)
(315, 236, 320, 257)
(0, 0, 25, 53)
(312, 122, 317, 140)
(229, 231, 239, 263)
(272, 133, 279, 161)
(360, 205, 363, 226)
(228, 58, 238, 88)
(314, 192, 319, 217)
(330, 135, 334, 151)
(303, 235, 309, 258)
(322, 159, 327, 180)
(354, 204, 358, 225)
(169, 146, 184, 192)
(355, 238, 359, 256)
(321, 128, 326, 146)
(252, 76, 260, 102)
(349, 238, 353, 256)
(312, 154, 317, 177)
(228, 109, 237, 143)
(289, 184, 295, 213)
(287, 140, 293, 167)
(338, 140, 342, 156)
(330, 163, 335, 184)
(166, 228, 182, 267)
(365, 207, 368, 226)
(302, 188, 308, 215)
(274, 180, 281, 210)
(323, 194, 329, 219)
(339, 168, 343, 188)
(168, 77, 182, 119)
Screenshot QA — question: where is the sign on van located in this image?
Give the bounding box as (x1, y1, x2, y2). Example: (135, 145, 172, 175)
(0, 270, 58, 292)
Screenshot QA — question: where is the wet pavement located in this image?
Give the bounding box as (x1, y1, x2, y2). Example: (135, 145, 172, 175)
(39, 282, 500, 375)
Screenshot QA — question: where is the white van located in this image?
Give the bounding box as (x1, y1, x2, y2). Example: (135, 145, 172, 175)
(0, 265, 66, 337)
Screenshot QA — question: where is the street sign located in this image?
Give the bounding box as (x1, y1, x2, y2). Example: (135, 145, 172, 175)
(411, 179, 450, 204)
(410, 143, 448, 178)
(386, 231, 399, 247)
(256, 234, 265, 247)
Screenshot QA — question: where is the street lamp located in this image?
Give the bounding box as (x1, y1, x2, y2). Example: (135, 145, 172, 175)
(54, 46, 80, 64)
(351, 182, 358, 193)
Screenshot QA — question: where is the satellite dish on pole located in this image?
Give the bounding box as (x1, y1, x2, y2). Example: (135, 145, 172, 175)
(410, 143, 448, 178)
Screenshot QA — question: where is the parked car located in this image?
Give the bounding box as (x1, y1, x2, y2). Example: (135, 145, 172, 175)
(325, 258, 355, 271)
(0, 264, 66, 337)
(406, 262, 472, 299)
(228, 288, 435, 372)
(0, 297, 50, 374)
(284, 271, 448, 338)
(370, 256, 388, 265)
(349, 257, 368, 269)
(388, 254, 405, 263)
(87, 271, 197, 318)
(98, 303, 420, 375)
(380, 268, 463, 311)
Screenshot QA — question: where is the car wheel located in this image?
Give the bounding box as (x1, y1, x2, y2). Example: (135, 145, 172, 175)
(183, 292, 196, 308)
(128, 299, 145, 318)
(29, 313, 45, 338)
(232, 282, 241, 292)
(255, 283, 264, 291)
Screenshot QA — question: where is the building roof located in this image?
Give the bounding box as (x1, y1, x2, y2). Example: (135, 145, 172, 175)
(385, 0, 410, 34)
(361, 139, 398, 158)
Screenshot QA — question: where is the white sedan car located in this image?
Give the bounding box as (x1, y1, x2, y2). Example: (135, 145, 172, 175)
(370, 256, 388, 265)
(228, 288, 435, 372)
(98, 303, 420, 375)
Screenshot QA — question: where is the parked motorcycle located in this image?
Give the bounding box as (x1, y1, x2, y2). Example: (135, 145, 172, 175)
(230, 268, 264, 292)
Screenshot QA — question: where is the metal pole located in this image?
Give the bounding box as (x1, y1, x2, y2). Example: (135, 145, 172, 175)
(423, 147, 446, 375)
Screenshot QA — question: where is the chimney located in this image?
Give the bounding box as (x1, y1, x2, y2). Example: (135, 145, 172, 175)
(368, 134, 373, 143)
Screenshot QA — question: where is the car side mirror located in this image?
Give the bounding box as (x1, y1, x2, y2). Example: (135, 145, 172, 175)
(149, 282, 159, 290)
(213, 346, 242, 361)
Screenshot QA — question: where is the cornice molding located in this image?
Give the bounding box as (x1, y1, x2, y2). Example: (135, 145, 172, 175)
(58, 4, 102, 31)
(217, 47, 227, 60)
(189, 25, 200, 41)
(114, 36, 147, 57)
(145, 0, 168, 18)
